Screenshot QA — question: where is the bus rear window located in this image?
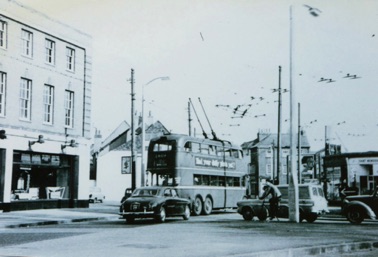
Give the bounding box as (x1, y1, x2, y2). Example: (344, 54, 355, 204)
(152, 141, 175, 152)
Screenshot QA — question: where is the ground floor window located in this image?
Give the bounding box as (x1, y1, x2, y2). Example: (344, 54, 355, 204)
(11, 151, 72, 201)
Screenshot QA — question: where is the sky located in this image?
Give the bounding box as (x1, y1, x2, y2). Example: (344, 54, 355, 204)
(16, 0, 378, 152)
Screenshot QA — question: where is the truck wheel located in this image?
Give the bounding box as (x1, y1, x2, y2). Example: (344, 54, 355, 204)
(202, 197, 213, 215)
(242, 207, 254, 221)
(193, 197, 203, 216)
(347, 207, 364, 224)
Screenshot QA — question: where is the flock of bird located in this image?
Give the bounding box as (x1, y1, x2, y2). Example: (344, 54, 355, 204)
(318, 73, 361, 84)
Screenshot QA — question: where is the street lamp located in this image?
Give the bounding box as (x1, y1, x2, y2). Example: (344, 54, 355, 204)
(289, 4, 321, 223)
(141, 76, 169, 186)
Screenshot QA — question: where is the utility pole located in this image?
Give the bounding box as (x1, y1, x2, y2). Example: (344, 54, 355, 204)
(298, 102, 301, 184)
(289, 5, 299, 223)
(130, 69, 136, 191)
(188, 101, 192, 136)
(277, 66, 282, 185)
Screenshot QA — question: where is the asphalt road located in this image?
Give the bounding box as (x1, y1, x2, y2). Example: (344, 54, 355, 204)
(0, 203, 377, 257)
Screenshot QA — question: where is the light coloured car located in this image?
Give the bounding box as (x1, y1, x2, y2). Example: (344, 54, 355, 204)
(237, 184, 329, 223)
(89, 187, 105, 203)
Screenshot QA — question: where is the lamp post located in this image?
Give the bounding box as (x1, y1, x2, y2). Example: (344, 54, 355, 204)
(288, 4, 321, 223)
(141, 76, 169, 186)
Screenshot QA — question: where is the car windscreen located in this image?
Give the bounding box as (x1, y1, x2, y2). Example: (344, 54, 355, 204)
(132, 189, 159, 197)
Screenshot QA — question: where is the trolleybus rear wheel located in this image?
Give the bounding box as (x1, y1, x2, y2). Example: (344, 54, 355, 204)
(193, 197, 203, 216)
(202, 197, 213, 215)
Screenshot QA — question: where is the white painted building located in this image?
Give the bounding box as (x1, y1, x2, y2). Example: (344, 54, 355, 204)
(0, 1, 92, 211)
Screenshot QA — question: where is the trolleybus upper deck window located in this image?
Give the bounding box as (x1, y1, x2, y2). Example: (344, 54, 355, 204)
(152, 141, 176, 152)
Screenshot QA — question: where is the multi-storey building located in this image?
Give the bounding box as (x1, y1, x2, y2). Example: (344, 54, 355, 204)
(0, 1, 92, 211)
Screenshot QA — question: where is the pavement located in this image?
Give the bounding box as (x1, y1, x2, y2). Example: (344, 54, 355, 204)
(1, 203, 378, 256)
(0, 201, 120, 228)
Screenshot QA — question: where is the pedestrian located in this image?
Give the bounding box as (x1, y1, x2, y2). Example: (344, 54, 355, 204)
(259, 180, 282, 220)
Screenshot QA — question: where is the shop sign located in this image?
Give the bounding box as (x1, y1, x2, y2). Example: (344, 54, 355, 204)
(358, 158, 378, 164)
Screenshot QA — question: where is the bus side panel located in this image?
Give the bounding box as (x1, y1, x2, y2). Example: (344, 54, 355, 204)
(226, 187, 245, 208)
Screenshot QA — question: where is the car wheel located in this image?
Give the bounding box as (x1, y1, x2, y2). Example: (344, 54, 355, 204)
(156, 207, 166, 223)
(202, 197, 213, 215)
(183, 205, 190, 220)
(305, 213, 318, 223)
(193, 197, 203, 216)
(347, 207, 364, 224)
(257, 207, 268, 221)
(242, 207, 254, 221)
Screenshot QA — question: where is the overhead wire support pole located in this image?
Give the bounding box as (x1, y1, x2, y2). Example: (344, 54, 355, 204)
(298, 102, 302, 184)
(289, 5, 299, 223)
(130, 69, 136, 191)
(277, 66, 282, 185)
(188, 101, 192, 136)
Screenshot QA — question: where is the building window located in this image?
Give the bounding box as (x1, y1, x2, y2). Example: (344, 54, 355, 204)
(45, 39, 55, 64)
(19, 78, 32, 121)
(0, 20, 7, 49)
(64, 90, 74, 127)
(66, 47, 75, 71)
(43, 85, 54, 124)
(0, 72, 6, 116)
(21, 29, 33, 57)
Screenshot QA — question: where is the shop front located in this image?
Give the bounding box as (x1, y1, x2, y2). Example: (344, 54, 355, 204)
(1, 150, 87, 212)
(323, 151, 378, 203)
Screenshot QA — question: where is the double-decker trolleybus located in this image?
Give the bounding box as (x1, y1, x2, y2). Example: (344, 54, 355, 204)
(146, 133, 247, 215)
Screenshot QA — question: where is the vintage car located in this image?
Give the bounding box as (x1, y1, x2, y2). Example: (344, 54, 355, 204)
(237, 184, 329, 223)
(342, 186, 378, 224)
(89, 187, 105, 203)
(119, 186, 191, 223)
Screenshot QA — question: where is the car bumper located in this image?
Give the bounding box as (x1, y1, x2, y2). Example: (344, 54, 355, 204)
(119, 211, 155, 219)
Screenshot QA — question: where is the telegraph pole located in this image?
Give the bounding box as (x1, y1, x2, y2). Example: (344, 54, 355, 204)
(188, 101, 192, 136)
(277, 66, 282, 185)
(298, 102, 301, 184)
(130, 69, 136, 191)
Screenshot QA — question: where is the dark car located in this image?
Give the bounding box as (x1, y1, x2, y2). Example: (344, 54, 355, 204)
(119, 186, 191, 223)
(342, 186, 378, 224)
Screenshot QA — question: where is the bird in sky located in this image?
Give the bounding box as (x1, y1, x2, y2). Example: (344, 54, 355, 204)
(303, 4, 322, 17)
(350, 75, 361, 79)
(318, 77, 327, 82)
(200, 32, 204, 41)
(327, 79, 336, 83)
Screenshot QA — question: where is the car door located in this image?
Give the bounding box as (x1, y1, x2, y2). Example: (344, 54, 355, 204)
(163, 188, 176, 215)
(171, 188, 186, 214)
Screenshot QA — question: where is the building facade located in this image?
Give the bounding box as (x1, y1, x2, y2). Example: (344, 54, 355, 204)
(0, 1, 92, 211)
(92, 118, 169, 201)
(323, 151, 378, 202)
(242, 131, 311, 197)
